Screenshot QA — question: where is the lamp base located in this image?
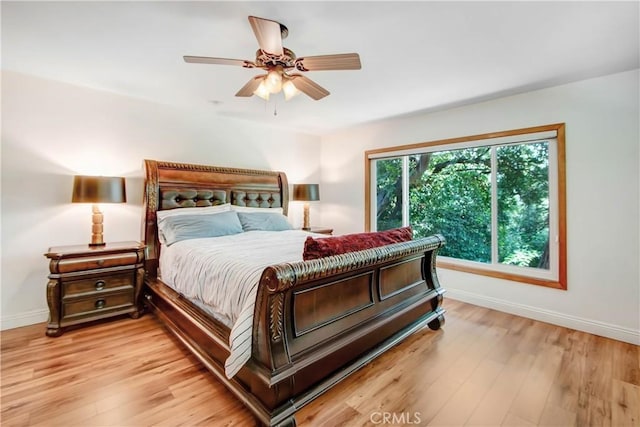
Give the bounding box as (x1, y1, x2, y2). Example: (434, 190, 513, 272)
(303, 203, 310, 230)
(90, 204, 105, 247)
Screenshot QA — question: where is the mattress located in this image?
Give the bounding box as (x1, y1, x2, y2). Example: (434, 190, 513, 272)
(158, 229, 320, 378)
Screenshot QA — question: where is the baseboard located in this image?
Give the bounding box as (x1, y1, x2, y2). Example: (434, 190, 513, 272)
(1, 309, 48, 331)
(446, 289, 640, 345)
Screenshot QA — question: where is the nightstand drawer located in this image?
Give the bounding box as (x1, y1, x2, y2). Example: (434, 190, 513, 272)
(53, 252, 140, 274)
(62, 290, 134, 318)
(63, 272, 134, 297)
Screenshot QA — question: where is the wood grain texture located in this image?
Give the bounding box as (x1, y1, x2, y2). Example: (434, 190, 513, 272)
(2, 300, 638, 426)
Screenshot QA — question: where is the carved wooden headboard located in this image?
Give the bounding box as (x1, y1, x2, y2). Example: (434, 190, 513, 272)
(142, 159, 289, 277)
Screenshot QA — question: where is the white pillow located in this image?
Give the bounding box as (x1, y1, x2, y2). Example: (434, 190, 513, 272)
(230, 205, 284, 215)
(157, 203, 231, 221)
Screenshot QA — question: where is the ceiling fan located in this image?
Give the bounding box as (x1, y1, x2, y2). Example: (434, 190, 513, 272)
(184, 16, 361, 101)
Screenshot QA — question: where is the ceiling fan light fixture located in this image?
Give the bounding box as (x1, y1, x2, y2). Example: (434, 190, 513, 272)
(253, 79, 270, 100)
(282, 79, 300, 100)
(265, 68, 283, 93)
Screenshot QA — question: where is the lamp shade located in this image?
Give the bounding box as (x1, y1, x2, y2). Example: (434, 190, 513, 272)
(293, 184, 319, 202)
(72, 175, 126, 204)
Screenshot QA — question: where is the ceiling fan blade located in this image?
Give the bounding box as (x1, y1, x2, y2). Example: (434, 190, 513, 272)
(290, 75, 330, 100)
(295, 53, 361, 71)
(184, 56, 256, 68)
(248, 16, 284, 56)
(235, 76, 265, 97)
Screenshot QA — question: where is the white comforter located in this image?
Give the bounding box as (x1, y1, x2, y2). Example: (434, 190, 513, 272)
(159, 230, 316, 378)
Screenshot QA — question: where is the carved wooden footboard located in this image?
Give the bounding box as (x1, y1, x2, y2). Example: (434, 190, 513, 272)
(141, 159, 446, 426)
(248, 235, 446, 425)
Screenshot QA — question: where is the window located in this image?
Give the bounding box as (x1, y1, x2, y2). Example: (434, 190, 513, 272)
(365, 124, 566, 289)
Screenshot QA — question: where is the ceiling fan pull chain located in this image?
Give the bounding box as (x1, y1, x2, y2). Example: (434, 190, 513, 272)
(274, 101, 278, 116)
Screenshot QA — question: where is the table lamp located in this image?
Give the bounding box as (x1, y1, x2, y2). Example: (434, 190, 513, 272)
(72, 175, 126, 246)
(293, 184, 319, 230)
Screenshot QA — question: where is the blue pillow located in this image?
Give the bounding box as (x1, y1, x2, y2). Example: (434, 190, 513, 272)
(160, 211, 243, 246)
(236, 212, 293, 232)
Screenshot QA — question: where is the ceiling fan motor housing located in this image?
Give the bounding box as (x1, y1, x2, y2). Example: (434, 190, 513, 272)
(255, 48, 296, 69)
(279, 23, 289, 39)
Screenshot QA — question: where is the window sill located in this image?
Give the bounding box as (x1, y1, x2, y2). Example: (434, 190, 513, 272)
(436, 259, 566, 290)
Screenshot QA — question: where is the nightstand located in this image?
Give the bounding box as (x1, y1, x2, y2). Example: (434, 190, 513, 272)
(304, 226, 333, 235)
(45, 241, 145, 337)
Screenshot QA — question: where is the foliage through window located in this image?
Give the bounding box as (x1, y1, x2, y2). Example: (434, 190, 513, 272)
(367, 124, 566, 289)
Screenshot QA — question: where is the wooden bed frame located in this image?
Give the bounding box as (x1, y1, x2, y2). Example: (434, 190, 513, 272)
(141, 159, 446, 426)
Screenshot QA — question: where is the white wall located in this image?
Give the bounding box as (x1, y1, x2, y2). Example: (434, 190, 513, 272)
(1, 71, 321, 329)
(319, 69, 640, 344)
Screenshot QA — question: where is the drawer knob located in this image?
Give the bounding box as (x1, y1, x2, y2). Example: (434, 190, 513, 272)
(96, 259, 105, 266)
(95, 280, 106, 290)
(95, 299, 106, 309)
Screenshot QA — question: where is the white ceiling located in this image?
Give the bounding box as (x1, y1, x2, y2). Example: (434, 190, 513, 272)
(3, 1, 639, 135)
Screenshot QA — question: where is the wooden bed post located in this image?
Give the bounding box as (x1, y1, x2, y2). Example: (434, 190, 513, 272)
(142, 159, 160, 277)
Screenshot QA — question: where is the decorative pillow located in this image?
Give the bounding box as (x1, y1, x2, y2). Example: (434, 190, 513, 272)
(302, 226, 413, 260)
(159, 210, 243, 246)
(236, 212, 293, 232)
(230, 205, 284, 215)
(157, 203, 231, 221)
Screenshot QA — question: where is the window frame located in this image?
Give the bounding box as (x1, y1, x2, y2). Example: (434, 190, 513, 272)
(364, 123, 567, 290)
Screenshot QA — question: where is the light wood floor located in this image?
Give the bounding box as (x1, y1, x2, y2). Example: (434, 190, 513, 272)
(1, 299, 638, 426)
